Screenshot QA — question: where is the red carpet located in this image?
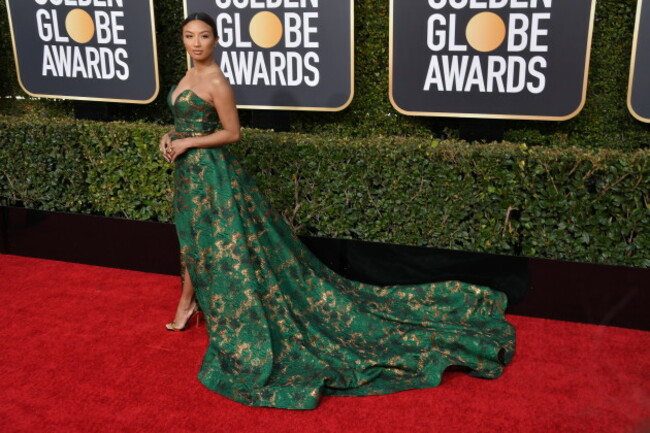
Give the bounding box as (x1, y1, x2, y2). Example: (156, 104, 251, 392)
(0, 254, 648, 433)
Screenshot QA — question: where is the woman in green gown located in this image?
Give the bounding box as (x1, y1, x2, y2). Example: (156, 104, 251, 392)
(160, 13, 515, 410)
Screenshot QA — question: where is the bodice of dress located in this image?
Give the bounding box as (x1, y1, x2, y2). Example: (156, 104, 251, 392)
(168, 85, 219, 137)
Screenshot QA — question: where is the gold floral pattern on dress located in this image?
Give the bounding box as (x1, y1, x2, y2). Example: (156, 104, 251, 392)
(168, 86, 516, 410)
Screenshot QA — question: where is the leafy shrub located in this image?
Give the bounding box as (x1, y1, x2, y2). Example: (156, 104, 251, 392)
(1, 115, 647, 267)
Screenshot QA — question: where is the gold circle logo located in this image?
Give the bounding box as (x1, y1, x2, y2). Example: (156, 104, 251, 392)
(65, 9, 95, 44)
(465, 12, 506, 53)
(249, 11, 283, 49)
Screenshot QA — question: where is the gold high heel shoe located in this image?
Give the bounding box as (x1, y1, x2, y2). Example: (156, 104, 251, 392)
(166, 304, 202, 332)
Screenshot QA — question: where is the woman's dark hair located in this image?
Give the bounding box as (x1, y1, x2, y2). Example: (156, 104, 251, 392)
(181, 12, 219, 39)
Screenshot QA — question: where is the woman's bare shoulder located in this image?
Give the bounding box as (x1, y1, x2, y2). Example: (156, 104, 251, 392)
(207, 68, 231, 89)
(175, 70, 191, 87)
(206, 68, 235, 100)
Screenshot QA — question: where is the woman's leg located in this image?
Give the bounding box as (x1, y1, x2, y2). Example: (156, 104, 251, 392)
(166, 266, 199, 331)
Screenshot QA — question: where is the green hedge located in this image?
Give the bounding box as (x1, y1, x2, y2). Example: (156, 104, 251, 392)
(1, 115, 648, 267)
(1, 1, 648, 148)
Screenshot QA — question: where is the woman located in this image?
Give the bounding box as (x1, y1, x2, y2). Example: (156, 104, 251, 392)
(161, 12, 515, 410)
(160, 13, 240, 333)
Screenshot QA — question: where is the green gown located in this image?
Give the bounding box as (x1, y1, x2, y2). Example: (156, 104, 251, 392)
(169, 86, 516, 410)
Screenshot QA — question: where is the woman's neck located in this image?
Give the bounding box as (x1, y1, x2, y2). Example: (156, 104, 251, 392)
(192, 58, 216, 73)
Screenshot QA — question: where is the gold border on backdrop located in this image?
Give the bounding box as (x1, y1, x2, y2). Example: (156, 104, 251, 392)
(182, 1, 354, 112)
(627, 0, 650, 123)
(388, 0, 597, 121)
(5, 0, 160, 104)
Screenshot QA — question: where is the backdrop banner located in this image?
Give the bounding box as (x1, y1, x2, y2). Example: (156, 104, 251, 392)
(184, 0, 354, 111)
(390, 0, 596, 120)
(5, 0, 159, 104)
(628, 0, 650, 123)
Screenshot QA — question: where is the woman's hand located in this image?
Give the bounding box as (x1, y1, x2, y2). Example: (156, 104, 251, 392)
(166, 137, 191, 163)
(160, 133, 191, 163)
(159, 132, 173, 163)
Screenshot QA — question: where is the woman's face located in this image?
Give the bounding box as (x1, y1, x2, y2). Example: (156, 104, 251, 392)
(182, 20, 217, 62)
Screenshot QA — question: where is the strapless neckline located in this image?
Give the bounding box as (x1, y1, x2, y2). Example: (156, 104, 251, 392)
(169, 85, 212, 108)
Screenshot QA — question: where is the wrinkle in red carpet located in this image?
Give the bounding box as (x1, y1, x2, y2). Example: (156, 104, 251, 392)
(0, 254, 648, 432)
